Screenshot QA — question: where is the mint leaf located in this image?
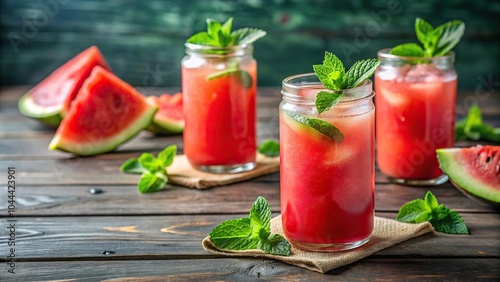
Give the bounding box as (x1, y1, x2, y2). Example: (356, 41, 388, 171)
(344, 58, 381, 88)
(206, 19, 222, 45)
(158, 145, 176, 167)
(433, 20, 465, 56)
(231, 28, 267, 45)
(430, 210, 469, 234)
(120, 145, 177, 194)
(315, 90, 342, 114)
(220, 17, 233, 36)
(208, 197, 291, 256)
(390, 43, 425, 57)
(397, 191, 468, 235)
(258, 140, 280, 157)
(139, 153, 162, 172)
(313, 52, 345, 90)
(187, 18, 265, 47)
(120, 158, 145, 174)
(138, 171, 167, 194)
(415, 18, 436, 56)
(287, 112, 344, 143)
(186, 32, 217, 46)
(249, 196, 271, 232)
(396, 199, 431, 223)
(392, 18, 465, 58)
(209, 218, 259, 250)
(207, 69, 253, 89)
(259, 233, 291, 256)
(455, 105, 500, 143)
(424, 191, 439, 209)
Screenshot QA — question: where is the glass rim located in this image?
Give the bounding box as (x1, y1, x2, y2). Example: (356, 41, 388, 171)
(184, 42, 253, 55)
(282, 73, 374, 103)
(377, 48, 455, 61)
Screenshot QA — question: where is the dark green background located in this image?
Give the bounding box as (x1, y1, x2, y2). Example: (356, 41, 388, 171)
(1, 0, 499, 90)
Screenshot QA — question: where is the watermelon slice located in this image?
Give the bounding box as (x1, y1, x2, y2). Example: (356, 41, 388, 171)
(18, 46, 111, 126)
(437, 145, 500, 206)
(146, 93, 184, 135)
(49, 66, 157, 156)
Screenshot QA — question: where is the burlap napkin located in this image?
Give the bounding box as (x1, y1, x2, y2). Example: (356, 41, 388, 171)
(202, 215, 434, 273)
(168, 153, 279, 189)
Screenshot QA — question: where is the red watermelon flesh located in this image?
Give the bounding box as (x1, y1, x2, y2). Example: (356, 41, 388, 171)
(146, 93, 184, 134)
(437, 145, 500, 205)
(18, 46, 111, 125)
(49, 66, 157, 156)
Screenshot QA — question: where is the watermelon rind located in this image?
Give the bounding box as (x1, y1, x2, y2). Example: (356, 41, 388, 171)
(48, 99, 157, 156)
(145, 96, 184, 135)
(147, 120, 184, 134)
(18, 93, 62, 127)
(437, 148, 500, 204)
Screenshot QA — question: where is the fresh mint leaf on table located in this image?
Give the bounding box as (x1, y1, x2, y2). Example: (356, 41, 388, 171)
(287, 52, 379, 142)
(209, 196, 291, 256)
(120, 145, 177, 193)
(258, 140, 280, 157)
(391, 18, 465, 57)
(397, 191, 468, 234)
(455, 105, 500, 144)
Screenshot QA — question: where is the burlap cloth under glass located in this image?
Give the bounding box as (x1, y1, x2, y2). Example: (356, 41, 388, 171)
(168, 153, 279, 189)
(203, 215, 434, 273)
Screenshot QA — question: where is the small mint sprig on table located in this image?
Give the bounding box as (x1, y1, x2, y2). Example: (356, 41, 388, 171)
(258, 139, 280, 157)
(391, 18, 465, 57)
(120, 145, 177, 194)
(286, 52, 379, 142)
(455, 105, 500, 143)
(397, 191, 468, 234)
(209, 196, 291, 256)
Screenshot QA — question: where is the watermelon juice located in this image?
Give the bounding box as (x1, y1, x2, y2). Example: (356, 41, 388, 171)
(280, 74, 375, 251)
(182, 43, 257, 173)
(375, 50, 457, 185)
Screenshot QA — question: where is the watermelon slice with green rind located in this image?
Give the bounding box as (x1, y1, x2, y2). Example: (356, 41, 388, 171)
(146, 93, 184, 135)
(437, 145, 500, 206)
(49, 66, 157, 156)
(18, 46, 111, 126)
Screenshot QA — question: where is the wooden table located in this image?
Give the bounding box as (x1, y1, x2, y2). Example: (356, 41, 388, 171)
(1, 87, 499, 281)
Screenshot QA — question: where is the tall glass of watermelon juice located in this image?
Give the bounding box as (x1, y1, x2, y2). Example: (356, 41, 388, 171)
(182, 43, 257, 173)
(375, 49, 457, 185)
(280, 74, 375, 251)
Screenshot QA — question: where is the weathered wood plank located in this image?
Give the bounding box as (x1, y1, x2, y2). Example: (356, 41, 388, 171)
(5, 258, 499, 282)
(0, 182, 495, 216)
(0, 213, 497, 262)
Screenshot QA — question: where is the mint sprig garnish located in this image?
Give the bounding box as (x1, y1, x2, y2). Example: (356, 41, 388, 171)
(391, 18, 465, 57)
(120, 145, 177, 193)
(313, 52, 380, 114)
(209, 196, 291, 256)
(187, 17, 266, 47)
(455, 105, 500, 143)
(258, 139, 280, 157)
(397, 191, 469, 234)
(285, 52, 378, 142)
